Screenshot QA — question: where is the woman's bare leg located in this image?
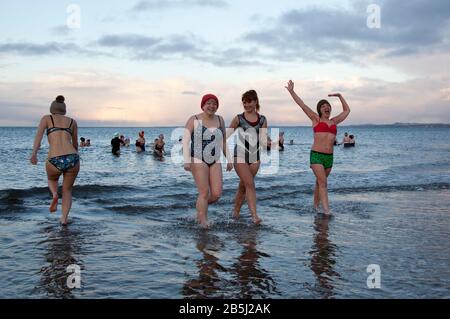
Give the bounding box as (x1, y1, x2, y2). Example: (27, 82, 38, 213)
(45, 162, 62, 213)
(234, 161, 261, 224)
(191, 162, 211, 228)
(61, 162, 80, 225)
(311, 165, 332, 215)
(233, 180, 246, 218)
(208, 163, 223, 204)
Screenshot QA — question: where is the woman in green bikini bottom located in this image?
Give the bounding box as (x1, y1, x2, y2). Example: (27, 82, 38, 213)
(286, 80, 350, 215)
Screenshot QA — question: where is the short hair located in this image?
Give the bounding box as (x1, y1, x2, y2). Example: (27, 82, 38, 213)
(316, 99, 331, 117)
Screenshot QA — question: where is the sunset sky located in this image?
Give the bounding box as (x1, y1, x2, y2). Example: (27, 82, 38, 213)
(0, 0, 449, 126)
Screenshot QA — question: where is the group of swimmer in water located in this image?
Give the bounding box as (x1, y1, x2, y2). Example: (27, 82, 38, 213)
(29, 80, 350, 227)
(110, 131, 166, 156)
(336, 132, 356, 147)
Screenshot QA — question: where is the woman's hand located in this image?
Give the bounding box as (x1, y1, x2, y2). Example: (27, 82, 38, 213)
(30, 154, 38, 165)
(226, 162, 234, 172)
(328, 93, 342, 97)
(285, 80, 295, 93)
(183, 163, 191, 172)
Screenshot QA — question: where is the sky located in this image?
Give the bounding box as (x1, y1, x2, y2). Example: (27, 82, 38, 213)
(0, 0, 449, 126)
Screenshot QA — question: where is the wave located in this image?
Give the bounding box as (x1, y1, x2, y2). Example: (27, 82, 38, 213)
(107, 202, 193, 214)
(1, 182, 448, 214)
(257, 182, 450, 197)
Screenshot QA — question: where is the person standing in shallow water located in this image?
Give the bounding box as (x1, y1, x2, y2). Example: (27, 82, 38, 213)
(136, 131, 146, 153)
(286, 80, 350, 215)
(30, 95, 80, 226)
(111, 132, 121, 156)
(183, 94, 233, 228)
(227, 90, 269, 225)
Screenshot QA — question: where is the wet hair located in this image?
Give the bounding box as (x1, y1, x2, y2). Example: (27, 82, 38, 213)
(242, 90, 260, 111)
(80, 137, 85, 142)
(349, 135, 354, 139)
(317, 99, 331, 117)
(344, 132, 348, 136)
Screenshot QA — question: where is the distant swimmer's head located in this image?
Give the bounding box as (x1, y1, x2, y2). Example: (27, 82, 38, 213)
(50, 95, 66, 115)
(242, 90, 260, 112)
(201, 94, 219, 114)
(159, 134, 164, 139)
(113, 132, 119, 138)
(317, 99, 331, 119)
(349, 135, 354, 139)
(139, 131, 145, 138)
(80, 137, 85, 142)
(344, 132, 348, 136)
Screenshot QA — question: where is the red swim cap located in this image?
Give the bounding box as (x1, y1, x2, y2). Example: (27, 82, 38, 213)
(201, 94, 219, 109)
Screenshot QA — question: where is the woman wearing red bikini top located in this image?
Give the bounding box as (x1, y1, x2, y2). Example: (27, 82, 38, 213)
(286, 80, 350, 215)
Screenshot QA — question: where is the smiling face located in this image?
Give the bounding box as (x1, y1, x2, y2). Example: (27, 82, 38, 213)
(242, 98, 258, 112)
(202, 99, 218, 115)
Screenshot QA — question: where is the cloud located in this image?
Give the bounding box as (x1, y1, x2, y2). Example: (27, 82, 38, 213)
(181, 91, 198, 95)
(97, 34, 161, 48)
(242, 0, 450, 63)
(131, 0, 228, 12)
(50, 25, 75, 36)
(96, 33, 265, 66)
(0, 41, 111, 57)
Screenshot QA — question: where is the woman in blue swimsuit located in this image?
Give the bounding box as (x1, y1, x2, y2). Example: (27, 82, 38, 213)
(30, 96, 80, 226)
(183, 94, 233, 228)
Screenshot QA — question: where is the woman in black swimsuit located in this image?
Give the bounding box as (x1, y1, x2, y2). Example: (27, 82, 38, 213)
(30, 96, 80, 226)
(183, 94, 233, 228)
(227, 90, 268, 225)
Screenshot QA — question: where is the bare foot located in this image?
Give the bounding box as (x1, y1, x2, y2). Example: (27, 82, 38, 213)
(252, 215, 261, 225)
(60, 217, 68, 226)
(49, 195, 58, 213)
(232, 210, 240, 219)
(197, 214, 209, 229)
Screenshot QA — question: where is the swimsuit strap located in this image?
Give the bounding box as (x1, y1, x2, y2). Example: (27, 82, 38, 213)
(68, 118, 73, 129)
(217, 115, 223, 130)
(50, 115, 55, 127)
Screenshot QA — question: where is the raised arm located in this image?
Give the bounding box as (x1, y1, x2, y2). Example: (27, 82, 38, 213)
(329, 93, 350, 125)
(30, 116, 47, 165)
(285, 80, 319, 123)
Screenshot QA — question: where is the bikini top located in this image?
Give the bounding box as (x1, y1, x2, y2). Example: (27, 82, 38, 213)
(46, 115, 73, 136)
(313, 120, 337, 135)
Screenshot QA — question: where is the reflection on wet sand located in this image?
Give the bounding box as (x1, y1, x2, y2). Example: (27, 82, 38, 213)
(309, 216, 340, 299)
(35, 224, 84, 299)
(182, 230, 227, 298)
(230, 227, 279, 299)
(182, 227, 278, 299)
